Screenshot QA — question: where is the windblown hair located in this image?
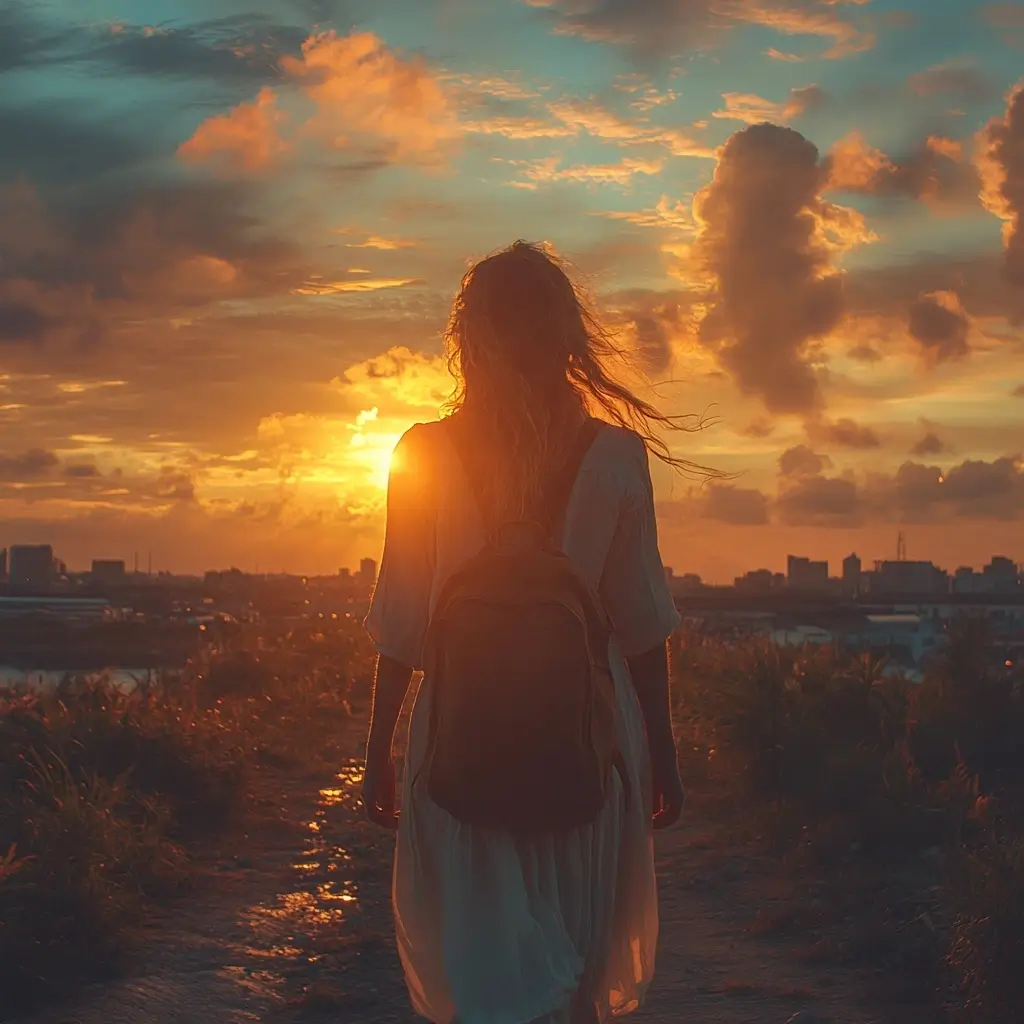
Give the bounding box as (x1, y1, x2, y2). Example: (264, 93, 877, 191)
(444, 240, 713, 523)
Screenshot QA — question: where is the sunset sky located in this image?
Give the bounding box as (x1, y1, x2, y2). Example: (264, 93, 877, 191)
(1, 0, 1022, 582)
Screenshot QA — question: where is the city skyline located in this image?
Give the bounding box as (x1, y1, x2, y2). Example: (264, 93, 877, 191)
(2, 2, 1023, 580)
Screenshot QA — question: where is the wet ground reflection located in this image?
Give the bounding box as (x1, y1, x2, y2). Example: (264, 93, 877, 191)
(230, 756, 398, 1017)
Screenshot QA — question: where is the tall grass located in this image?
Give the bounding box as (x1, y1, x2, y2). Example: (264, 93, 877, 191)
(672, 618, 1024, 1020)
(0, 615, 377, 1016)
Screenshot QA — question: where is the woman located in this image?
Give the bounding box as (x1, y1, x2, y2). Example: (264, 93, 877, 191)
(362, 241, 696, 1024)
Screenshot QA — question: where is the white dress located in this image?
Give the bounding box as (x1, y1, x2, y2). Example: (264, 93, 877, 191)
(364, 420, 681, 1024)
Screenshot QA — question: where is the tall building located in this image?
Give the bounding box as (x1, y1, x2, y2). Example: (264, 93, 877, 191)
(9, 545, 56, 590)
(984, 556, 1020, 593)
(359, 558, 378, 586)
(0, 547, 6, 580)
(842, 553, 862, 597)
(787, 555, 829, 591)
(872, 559, 949, 596)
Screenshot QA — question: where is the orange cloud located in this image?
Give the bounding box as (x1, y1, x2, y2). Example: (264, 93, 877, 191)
(548, 99, 715, 157)
(282, 31, 460, 162)
(825, 130, 893, 190)
(712, 85, 823, 124)
(177, 87, 288, 172)
(508, 155, 666, 188)
(292, 277, 420, 295)
(739, 0, 875, 60)
(977, 81, 1024, 286)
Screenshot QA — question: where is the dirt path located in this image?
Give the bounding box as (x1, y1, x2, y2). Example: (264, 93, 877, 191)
(13, 724, 905, 1024)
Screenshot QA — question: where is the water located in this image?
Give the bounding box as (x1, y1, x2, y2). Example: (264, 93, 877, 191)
(0, 665, 176, 693)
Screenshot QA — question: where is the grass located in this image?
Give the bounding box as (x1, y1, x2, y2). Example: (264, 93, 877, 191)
(0, 615, 376, 1016)
(672, 617, 1024, 1021)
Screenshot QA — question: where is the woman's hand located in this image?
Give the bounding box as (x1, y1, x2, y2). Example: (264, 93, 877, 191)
(362, 752, 399, 830)
(650, 751, 685, 830)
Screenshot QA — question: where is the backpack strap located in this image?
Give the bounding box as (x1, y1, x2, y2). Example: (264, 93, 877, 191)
(544, 417, 601, 546)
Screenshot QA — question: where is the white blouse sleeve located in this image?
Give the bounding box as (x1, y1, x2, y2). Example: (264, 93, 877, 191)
(599, 433, 681, 658)
(363, 424, 436, 670)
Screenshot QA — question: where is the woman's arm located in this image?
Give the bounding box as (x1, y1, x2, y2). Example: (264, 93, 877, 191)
(626, 640, 685, 829)
(625, 641, 675, 769)
(366, 653, 414, 763)
(362, 653, 415, 829)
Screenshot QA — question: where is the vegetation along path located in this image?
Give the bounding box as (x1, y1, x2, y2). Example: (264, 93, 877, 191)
(12, 707, 915, 1024)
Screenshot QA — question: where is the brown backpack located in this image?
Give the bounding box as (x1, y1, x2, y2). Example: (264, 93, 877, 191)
(421, 418, 623, 834)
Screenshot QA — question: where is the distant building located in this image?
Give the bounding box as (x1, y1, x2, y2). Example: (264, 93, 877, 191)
(676, 573, 703, 594)
(0, 547, 6, 580)
(985, 556, 1020, 593)
(338, 567, 352, 581)
(842, 553, 862, 597)
(735, 569, 785, 593)
(664, 566, 674, 584)
(358, 558, 377, 586)
(871, 559, 949, 596)
(787, 555, 829, 591)
(9, 545, 55, 590)
(91, 559, 126, 583)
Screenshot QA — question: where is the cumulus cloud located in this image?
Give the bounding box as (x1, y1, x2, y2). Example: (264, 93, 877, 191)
(908, 290, 971, 362)
(178, 31, 460, 172)
(693, 123, 867, 414)
(779, 444, 832, 476)
(282, 31, 460, 163)
(177, 87, 289, 171)
(825, 130, 979, 203)
(701, 482, 771, 524)
(977, 81, 1024, 286)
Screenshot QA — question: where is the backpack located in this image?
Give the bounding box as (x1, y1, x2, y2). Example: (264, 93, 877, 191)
(421, 417, 624, 834)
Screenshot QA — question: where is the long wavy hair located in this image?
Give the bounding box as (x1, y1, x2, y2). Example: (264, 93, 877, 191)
(444, 240, 713, 523)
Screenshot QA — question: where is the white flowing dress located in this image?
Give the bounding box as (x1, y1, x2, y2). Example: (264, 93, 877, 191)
(364, 420, 681, 1024)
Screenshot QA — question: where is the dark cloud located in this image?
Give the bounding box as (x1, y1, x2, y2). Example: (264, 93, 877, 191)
(84, 17, 306, 84)
(0, 3, 75, 74)
(0, 300, 51, 344)
(701, 483, 770, 525)
(0, 175, 303, 356)
(979, 83, 1024, 287)
(779, 444, 832, 477)
(908, 291, 971, 362)
(526, 0, 718, 56)
(0, 105, 152, 186)
(0, 448, 59, 481)
(847, 253, 1023, 327)
(878, 456, 1024, 521)
(695, 123, 844, 414)
(777, 475, 863, 527)
(524, 0, 872, 59)
(911, 432, 946, 456)
(64, 463, 101, 479)
(813, 417, 881, 449)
